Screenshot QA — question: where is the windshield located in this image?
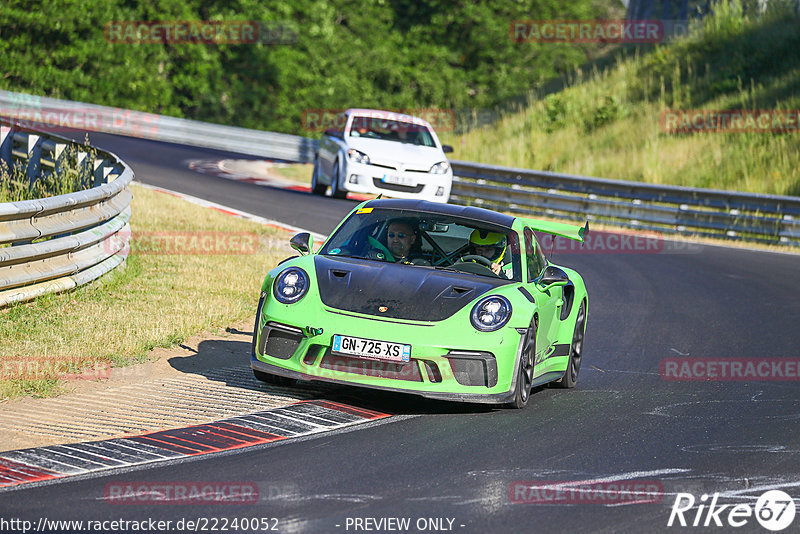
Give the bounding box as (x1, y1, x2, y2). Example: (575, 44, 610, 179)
(319, 207, 521, 281)
(347, 116, 436, 148)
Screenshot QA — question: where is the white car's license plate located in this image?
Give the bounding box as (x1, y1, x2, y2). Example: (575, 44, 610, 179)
(380, 174, 415, 186)
(332, 335, 411, 362)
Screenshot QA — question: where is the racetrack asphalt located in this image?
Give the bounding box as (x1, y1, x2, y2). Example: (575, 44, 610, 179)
(2, 132, 799, 533)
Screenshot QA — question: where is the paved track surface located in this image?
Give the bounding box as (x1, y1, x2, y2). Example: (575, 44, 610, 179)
(3, 132, 800, 533)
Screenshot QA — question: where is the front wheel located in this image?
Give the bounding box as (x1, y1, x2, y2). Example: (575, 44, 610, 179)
(506, 318, 536, 409)
(330, 159, 347, 199)
(310, 157, 326, 195)
(553, 300, 586, 389)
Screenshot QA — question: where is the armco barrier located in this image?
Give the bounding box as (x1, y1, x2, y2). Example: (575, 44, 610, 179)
(448, 161, 800, 246)
(2, 89, 798, 247)
(0, 90, 317, 163)
(0, 120, 132, 307)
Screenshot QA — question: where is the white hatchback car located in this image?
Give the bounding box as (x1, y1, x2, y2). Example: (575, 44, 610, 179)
(312, 109, 454, 202)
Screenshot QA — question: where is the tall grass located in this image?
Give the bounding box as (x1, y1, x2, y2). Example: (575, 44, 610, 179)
(441, 0, 800, 196)
(0, 136, 98, 202)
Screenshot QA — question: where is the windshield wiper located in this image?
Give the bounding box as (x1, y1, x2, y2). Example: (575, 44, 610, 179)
(433, 266, 464, 273)
(323, 253, 385, 263)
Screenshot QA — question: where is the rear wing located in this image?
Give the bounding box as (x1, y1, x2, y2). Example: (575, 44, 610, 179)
(529, 219, 589, 243)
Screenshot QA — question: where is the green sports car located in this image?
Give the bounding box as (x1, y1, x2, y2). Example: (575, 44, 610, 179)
(251, 199, 588, 408)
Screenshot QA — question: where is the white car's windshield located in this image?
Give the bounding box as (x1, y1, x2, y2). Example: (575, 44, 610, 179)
(348, 117, 436, 148)
(319, 208, 521, 281)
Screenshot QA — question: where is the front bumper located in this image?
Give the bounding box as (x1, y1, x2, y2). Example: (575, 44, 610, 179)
(340, 160, 452, 203)
(251, 299, 524, 405)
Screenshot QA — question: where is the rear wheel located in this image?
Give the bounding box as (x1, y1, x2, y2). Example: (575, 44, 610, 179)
(253, 369, 295, 387)
(506, 318, 537, 409)
(310, 157, 326, 195)
(553, 300, 586, 389)
(330, 159, 347, 199)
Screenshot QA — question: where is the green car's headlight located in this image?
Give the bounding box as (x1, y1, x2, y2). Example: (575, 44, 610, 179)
(470, 295, 512, 332)
(274, 267, 309, 304)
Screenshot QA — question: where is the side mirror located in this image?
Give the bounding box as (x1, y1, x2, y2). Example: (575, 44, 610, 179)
(539, 265, 569, 292)
(290, 232, 312, 255)
(324, 128, 342, 139)
(442, 144, 454, 153)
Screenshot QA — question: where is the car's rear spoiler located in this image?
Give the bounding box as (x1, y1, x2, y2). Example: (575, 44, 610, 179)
(530, 220, 589, 243)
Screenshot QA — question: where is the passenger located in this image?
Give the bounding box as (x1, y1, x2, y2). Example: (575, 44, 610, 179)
(467, 229, 511, 277)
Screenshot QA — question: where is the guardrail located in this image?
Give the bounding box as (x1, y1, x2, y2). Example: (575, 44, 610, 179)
(2, 89, 798, 247)
(448, 161, 800, 246)
(0, 120, 132, 307)
(0, 90, 317, 163)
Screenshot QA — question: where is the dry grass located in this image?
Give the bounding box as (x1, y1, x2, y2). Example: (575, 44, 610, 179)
(0, 184, 294, 400)
(271, 162, 313, 185)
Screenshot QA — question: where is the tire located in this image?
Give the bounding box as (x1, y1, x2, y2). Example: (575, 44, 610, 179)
(330, 159, 347, 199)
(253, 369, 296, 387)
(310, 157, 326, 195)
(553, 300, 586, 389)
(251, 295, 296, 388)
(506, 317, 537, 409)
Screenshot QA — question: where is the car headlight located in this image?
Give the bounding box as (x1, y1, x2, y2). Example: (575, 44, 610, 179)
(429, 161, 450, 174)
(273, 267, 309, 304)
(470, 296, 512, 332)
(347, 148, 370, 165)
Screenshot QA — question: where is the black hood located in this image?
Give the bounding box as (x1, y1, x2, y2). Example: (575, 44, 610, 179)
(313, 255, 509, 321)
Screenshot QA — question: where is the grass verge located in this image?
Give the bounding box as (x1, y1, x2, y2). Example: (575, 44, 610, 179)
(270, 162, 312, 185)
(0, 183, 293, 400)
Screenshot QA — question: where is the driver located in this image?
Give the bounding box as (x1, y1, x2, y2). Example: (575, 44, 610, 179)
(466, 229, 511, 277)
(365, 218, 430, 265)
(386, 219, 420, 263)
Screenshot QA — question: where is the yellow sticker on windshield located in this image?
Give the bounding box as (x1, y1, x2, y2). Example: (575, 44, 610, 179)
(356, 207, 373, 214)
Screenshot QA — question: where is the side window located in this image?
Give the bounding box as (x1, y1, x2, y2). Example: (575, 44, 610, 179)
(524, 227, 547, 281)
(533, 232, 548, 275)
(524, 228, 537, 282)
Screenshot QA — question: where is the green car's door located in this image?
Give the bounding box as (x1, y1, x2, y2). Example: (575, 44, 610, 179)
(524, 227, 563, 371)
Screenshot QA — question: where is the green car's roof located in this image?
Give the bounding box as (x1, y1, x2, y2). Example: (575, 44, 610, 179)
(362, 198, 515, 227)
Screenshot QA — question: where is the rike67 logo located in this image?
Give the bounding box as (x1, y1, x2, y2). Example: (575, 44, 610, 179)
(668, 490, 796, 531)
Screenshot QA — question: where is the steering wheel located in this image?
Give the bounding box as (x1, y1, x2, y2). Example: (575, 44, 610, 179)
(367, 236, 395, 262)
(459, 254, 493, 267)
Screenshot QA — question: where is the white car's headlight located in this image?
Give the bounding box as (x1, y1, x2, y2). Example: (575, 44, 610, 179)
(470, 296, 512, 332)
(429, 161, 450, 174)
(347, 148, 370, 165)
(274, 267, 309, 304)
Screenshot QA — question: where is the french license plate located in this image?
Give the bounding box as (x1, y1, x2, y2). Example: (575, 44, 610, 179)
(332, 335, 411, 362)
(380, 174, 415, 186)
